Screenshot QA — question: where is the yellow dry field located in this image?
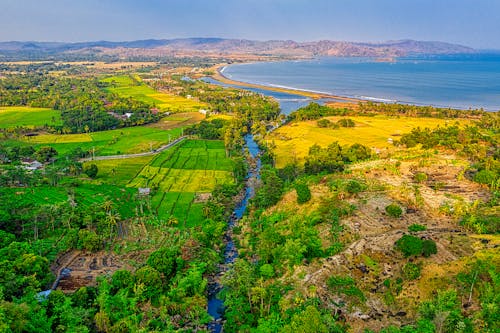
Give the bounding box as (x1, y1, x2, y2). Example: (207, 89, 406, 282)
(147, 112, 205, 130)
(25, 132, 93, 143)
(268, 116, 468, 168)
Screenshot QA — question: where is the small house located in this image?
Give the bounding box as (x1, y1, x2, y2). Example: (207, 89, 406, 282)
(21, 159, 43, 171)
(138, 188, 151, 196)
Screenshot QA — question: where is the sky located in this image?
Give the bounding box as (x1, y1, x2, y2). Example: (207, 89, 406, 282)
(1, 0, 499, 49)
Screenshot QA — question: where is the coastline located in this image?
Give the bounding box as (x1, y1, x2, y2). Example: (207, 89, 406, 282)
(211, 63, 362, 104)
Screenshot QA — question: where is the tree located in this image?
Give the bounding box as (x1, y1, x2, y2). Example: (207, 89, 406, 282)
(147, 247, 180, 279)
(282, 306, 329, 333)
(295, 183, 312, 204)
(35, 146, 58, 162)
(83, 164, 98, 178)
(422, 239, 438, 257)
(395, 235, 423, 257)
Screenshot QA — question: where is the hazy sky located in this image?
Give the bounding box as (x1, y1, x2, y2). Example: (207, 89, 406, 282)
(1, 0, 499, 49)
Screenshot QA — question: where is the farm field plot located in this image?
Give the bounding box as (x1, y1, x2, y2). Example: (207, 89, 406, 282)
(268, 115, 468, 167)
(127, 139, 234, 226)
(0, 106, 62, 128)
(0, 184, 139, 219)
(88, 155, 154, 185)
(101, 75, 206, 112)
(23, 126, 184, 157)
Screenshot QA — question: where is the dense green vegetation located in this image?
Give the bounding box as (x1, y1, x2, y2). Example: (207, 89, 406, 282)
(0, 59, 498, 332)
(0, 74, 158, 133)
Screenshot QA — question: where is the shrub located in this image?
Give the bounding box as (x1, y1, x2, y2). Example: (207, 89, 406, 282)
(83, 163, 98, 178)
(385, 203, 403, 218)
(408, 224, 427, 232)
(395, 235, 423, 257)
(346, 179, 364, 194)
(327, 275, 365, 301)
(337, 118, 355, 127)
(414, 172, 428, 183)
(317, 119, 331, 128)
(422, 239, 438, 257)
(473, 169, 497, 185)
(402, 262, 421, 280)
(295, 182, 312, 204)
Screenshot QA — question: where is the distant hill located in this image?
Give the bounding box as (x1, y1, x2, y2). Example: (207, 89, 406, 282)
(0, 38, 476, 59)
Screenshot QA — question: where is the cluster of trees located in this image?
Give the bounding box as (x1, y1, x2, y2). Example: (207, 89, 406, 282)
(0, 74, 159, 133)
(304, 142, 372, 175)
(184, 119, 228, 140)
(288, 102, 350, 121)
(357, 101, 488, 119)
(317, 117, 355, 128)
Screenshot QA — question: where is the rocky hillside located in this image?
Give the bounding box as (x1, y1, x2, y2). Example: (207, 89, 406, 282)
(0, 38, 476, 59)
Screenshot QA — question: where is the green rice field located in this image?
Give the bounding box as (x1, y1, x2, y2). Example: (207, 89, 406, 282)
(23, 126, 185, 157)
(0, 106, 62, 128)
(121, 139, 234, 227)
(101, 75, 206, 112)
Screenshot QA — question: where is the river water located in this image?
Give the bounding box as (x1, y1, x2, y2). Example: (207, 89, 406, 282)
(205, 77, 309, 332)
(207, 134, 262, 333)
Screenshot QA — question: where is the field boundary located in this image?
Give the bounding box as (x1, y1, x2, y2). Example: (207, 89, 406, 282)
(80, 136, 187, 162)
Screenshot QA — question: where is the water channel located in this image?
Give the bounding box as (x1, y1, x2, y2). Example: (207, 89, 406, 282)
(205, 77, 321, 332)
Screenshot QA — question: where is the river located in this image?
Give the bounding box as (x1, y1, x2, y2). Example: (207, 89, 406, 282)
(205, 77, 309, 332)
(207, 133, 262, 333)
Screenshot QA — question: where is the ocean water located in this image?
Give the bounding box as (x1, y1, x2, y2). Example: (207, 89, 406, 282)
(202, 77, 313, 115)
(222, 54, 500, 111)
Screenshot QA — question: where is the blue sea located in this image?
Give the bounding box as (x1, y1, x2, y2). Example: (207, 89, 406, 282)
(221, 54, 500, 111)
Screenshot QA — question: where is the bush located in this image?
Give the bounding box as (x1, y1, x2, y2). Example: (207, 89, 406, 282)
(473, 169, 497, 185)
(408, 224, 427, 232)
(295, 182, 312, 204)
(414, 172, 428, 183)
(78, 229, 101, 252)
(402, 262, 421, 280)
(83, 163, 98, 178)
(317, 119, 332, 128)
(385, 203, 403, 218)
(337, 118, 355, 127)
(346, 179, 364, 194)
(395, 235, 423, 257)
(327, 275, 365, 301)
(422, 239, 437, 257)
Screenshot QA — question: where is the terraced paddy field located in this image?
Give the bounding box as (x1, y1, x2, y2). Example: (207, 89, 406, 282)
(0, 106, 62, 128)
(268, 115, 468, 167)
(101, 75, 206, 112)
(126, 139, 234, 227)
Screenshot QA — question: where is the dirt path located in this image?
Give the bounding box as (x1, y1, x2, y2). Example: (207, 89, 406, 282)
(79, 136, 187, 162)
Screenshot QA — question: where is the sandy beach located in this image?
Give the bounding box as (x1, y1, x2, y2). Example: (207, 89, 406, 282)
(210, 63, 362, 104)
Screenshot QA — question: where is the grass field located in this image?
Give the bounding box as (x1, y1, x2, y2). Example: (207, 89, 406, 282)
(122, 139, 234, 226)
(0, 106, 62, 128)
(89, 156, 155, 186)
(23, 126, 185, 157)
(268, 115, 468, 167)
(102, 75, 206, 112)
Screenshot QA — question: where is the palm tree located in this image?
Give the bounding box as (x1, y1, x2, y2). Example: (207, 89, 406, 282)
(105, 211, 121, 242)
(101, 199, 114, 213)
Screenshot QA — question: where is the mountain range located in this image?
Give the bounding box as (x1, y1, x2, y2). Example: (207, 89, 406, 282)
(0, 38, 476, 59)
